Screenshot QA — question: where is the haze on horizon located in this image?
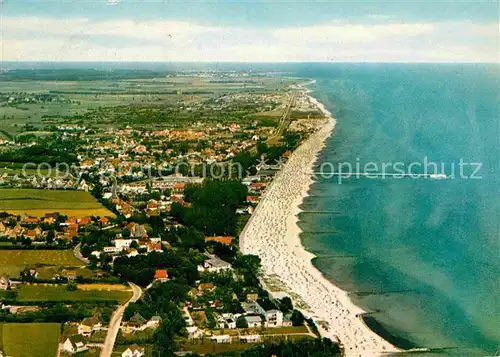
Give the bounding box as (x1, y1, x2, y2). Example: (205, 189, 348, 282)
(0, 0, 498, 63)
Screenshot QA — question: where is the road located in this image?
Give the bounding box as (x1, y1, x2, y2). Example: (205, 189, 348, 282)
(268, 92, 296, 141)
(73, 243, 90, 265)
(100, 282, 142, 357)
(249, 91, 296, 156)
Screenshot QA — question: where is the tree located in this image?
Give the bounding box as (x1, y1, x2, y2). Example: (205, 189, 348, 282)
(91, 181, 103, 199)
(46, 230, 55, 244)
(234, 255, 261, 278)
(236, 316, 248, 329)
(66, 282, 78, 291)
(89, 254, 99, 268)
(152, 305, 186, 357)
(21, 237, 32, 246)
(290, 310, 305, 326)
(80, 244, 92, 258)
(130, 240, 139, 249)
(279, 296, 293, 313)
(176, 179, 248, 236)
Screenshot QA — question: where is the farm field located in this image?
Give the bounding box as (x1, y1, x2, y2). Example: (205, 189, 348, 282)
(0, 322, 60, 357)
(0, 74, 292, 136)
(0, 188, 115, 217)
(180, 335, 313, 355)
(15, 284, 132, 303)
(77, 283, 131, 291)
(0, 249, 84, 277)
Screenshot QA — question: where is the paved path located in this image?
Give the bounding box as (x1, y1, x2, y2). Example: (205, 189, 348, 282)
(100, 282, 142, 357)
(73, 243, 90, 264)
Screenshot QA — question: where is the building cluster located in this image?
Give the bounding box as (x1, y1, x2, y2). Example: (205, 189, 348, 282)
(0, 213, 110, 241)
(61, 314, 155, 356)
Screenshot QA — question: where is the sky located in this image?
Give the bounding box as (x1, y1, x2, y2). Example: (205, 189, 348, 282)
(0, 0, 498, 62)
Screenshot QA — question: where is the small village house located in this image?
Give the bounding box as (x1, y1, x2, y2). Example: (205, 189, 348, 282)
(146, 315, 162, 329)
(78, 316, 101, 337)
(202, 255, 233, 273)
(211, 335, 231, 344)
(244, 315, 263, 328)
(154, 269, 169, 283)
(265, 309, 284, 327)
(61, 336, 88, 354)
(0, 276, 11, 290)
(127, 312, 147, 329)
(240, 334, 261, 343)
(121, 344, 145, 357)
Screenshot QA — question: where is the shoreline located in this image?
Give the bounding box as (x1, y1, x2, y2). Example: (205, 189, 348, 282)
(239, 87, 400, 356)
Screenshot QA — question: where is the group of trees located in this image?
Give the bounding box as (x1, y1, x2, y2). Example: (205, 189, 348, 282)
(0, 139, 78, 165)
(113, 250, 200, 287)
(171, 179, 248, 236)
(0, 303, 92, 323)
(164, 226, 206, 251)
(123, 280, 190, 357)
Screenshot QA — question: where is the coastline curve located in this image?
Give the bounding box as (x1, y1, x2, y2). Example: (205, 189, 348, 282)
(239, 87, 400, 357)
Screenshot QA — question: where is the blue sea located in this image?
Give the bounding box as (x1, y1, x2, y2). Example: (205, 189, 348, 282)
(294, 64, 499, 356)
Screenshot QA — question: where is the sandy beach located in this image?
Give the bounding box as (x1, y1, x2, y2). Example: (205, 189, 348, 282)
(239, 90, 399, 357)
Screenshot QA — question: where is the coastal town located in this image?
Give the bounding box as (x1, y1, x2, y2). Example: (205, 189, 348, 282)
(0, 70, 345, 357)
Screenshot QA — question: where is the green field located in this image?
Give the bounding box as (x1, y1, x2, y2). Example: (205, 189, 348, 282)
(0, 249, 84, 277)
(1, 322, 60, 357)
(0, 188, 115, 218)
(0, 75, 293, 136)
(15, 285, 132, 303)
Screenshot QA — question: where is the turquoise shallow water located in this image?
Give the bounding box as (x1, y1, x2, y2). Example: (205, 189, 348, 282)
(295, 64, 499, 355)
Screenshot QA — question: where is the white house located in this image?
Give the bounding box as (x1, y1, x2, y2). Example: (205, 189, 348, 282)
(244, 315, 262, 328)
(78, 317, 101, 337)
(211, 335, 231, 344)
(146, 315, 162, 329)
(114, 239, 138, 250)
(265, 309, 284, 327)
(222, 313, 237, 329)
(203, 256, 233, 273)
(186, 326, 204, 339)
(77, 179, 90, 192)
(0, 276, 10, 290)
(90, 251, 101, 259)
(103, 246, 121, 254)
(61, 337, 88, 354)
(240, 335, 261, 343)
(121, 344, 145, 357)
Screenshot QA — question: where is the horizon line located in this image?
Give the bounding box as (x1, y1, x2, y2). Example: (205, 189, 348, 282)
(1, 60, 497, 65)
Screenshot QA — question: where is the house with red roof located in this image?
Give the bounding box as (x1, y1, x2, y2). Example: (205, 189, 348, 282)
(146, 241, 163, 253)
(154, 270, 169, 283)
(78, 216, 92, 226)
(246, 196, 259, 204)
(23, 217, 40, 224)
(205, 236, 234, 246)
